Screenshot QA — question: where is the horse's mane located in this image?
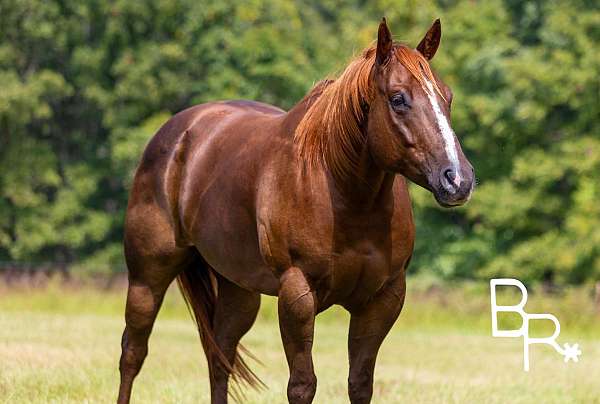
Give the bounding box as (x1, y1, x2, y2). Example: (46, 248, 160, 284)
(294, 44, 443, 182)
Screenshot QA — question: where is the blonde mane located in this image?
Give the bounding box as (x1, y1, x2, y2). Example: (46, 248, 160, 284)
(294, 44, 443, 182)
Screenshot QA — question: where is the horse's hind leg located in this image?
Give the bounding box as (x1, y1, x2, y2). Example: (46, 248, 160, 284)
(209, 273, 261, 404)
(117, 210, 193, 404)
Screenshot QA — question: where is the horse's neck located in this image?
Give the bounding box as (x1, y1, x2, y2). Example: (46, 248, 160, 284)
(331, 145, 395, 211)
(283, 89, 394, 212)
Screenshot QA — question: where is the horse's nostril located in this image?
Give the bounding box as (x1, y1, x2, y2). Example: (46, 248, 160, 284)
(441, 167, 461, 194)
(444, 169, 456, 183)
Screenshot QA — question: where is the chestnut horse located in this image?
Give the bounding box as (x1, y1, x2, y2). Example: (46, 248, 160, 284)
(118, 18, 474, 404)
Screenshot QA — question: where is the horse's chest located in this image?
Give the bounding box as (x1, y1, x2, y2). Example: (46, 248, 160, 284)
(258, 174, 414, 303)
(274, 200, 413, 307)
(313, 229, 402, 308)
(332, 242, 390, 294)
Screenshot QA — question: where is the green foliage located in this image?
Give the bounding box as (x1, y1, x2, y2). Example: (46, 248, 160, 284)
(0, 0, 598, 284)
(410, 1, 600, 285)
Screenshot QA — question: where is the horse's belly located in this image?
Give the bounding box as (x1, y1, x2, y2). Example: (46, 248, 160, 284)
(179, 167, 280, 294)
(188, 203, 279, 295)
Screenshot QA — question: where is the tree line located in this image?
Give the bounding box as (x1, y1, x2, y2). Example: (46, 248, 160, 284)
(1, 0, 599, 285)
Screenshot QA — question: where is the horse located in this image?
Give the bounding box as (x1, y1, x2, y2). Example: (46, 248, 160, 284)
(117, 18, 474, 404)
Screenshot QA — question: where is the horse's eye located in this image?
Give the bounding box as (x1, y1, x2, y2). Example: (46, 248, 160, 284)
(389, 92, 410, 111)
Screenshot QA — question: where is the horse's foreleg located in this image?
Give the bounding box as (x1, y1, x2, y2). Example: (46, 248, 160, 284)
(278, 267, 317, 404)
(347, 275, 406, 404)
(210, 273, 261, 404)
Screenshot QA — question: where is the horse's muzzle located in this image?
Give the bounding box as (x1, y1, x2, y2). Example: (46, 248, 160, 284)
(434, 164, 475, 207)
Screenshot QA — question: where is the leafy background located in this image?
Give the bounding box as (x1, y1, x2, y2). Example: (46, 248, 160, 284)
(1, 0, 599, 286)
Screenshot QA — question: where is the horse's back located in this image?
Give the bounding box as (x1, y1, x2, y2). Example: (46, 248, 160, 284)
(221, 99, 286, 115)
(138, 101, 283, 170)
(131, 100, 285, 203)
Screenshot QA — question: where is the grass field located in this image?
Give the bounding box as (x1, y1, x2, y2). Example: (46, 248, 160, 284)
(1, 278, 599, 403)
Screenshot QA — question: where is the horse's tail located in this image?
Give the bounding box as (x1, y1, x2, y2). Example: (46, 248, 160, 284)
(176, 260, 264, 399)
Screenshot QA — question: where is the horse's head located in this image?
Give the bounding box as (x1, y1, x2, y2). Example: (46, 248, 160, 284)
(367, 18, 474, 207)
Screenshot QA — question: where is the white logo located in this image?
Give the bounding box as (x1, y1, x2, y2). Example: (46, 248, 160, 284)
(490, 278, 581, 371)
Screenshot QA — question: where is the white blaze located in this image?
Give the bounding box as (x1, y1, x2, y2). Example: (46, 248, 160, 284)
(423, 78, 461, 187)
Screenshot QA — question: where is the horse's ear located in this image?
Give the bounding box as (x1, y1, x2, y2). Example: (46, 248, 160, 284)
(376, 17, 393, 66)
(417, 19, 441, 60)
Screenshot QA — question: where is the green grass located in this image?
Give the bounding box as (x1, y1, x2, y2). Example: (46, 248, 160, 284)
(1, 279, 599, 403)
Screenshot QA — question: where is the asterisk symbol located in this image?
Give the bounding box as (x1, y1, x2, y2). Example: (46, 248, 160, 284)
(562, 343, 581, 363)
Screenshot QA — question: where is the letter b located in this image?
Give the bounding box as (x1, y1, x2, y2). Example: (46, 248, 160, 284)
(490, 278, 528, 338)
